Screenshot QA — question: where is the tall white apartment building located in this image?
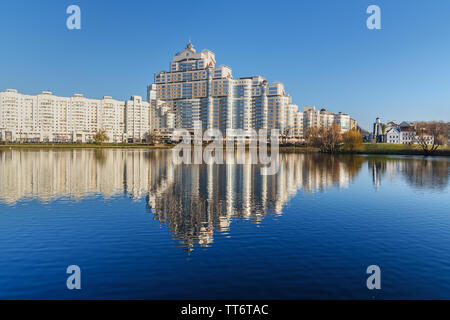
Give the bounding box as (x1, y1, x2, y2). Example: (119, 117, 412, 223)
(0, 89, 151, 143)
(303, 106, 353, 134)
(147, 84, 175, 133)
(149, 43, 355, 139)
(149, 43, 304, 137)
(125, 95, 151, 142)
(1, 43, 357, 143)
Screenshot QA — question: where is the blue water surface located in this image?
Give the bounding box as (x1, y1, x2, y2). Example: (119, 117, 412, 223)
(0, 149, 449, 299)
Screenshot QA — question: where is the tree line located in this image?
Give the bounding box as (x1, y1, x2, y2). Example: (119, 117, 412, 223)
(305, 121, 449, 155)
(305, 124, 364, 153)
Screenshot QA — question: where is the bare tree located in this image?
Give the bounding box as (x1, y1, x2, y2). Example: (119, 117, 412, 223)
(146, 129, 158, 145)
(414, 121, 449, 155)
(306, 124, 342, 153)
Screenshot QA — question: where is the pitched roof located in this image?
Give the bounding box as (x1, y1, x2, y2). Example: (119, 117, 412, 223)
(399, 121, 412, 128)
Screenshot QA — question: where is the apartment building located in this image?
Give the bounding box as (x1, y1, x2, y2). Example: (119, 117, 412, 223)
(149, 43, 357, 139)
(0, 89, 150, 143)
(147, 84, 175, 134)
(1, 43, 357, 143)
(149, 43, 310, 138)
(302, 106, 353, 134)
(125, 95, 151, 142)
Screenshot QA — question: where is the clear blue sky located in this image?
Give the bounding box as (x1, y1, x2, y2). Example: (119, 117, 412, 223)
(1, 0, 449, 130)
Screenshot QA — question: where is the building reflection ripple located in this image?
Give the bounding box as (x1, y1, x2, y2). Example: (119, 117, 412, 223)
(0, 149, 447, 249)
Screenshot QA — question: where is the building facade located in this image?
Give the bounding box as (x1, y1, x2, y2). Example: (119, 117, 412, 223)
(386, 126, 400, 144)
(1, 43, 357, 143)
(0, 89, 150, 143)
(149, 43, 356, 140)
(302, 106, 353, 134)
(373, 119, 435, 145)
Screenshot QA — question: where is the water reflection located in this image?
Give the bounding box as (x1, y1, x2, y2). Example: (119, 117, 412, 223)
(0, 149, 448, 248)
(369, 156, 449, 191)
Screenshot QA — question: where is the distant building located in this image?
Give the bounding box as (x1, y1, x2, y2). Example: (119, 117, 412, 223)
(372, 117, 385, 142)
(376, 119, 435, 145)
(302, 106, 353, 135)
(386, 126, 400, 144)
(399, 121, 416, 144)
(373, 117, 382, 136)
(385, 121, 398, 131)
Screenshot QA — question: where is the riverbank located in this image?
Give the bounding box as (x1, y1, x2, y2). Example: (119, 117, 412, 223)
(2, 142, 449, 156)
(0, 143, 175, 149)
(339, 143, 450, 156)
(0, 143, 319, 152)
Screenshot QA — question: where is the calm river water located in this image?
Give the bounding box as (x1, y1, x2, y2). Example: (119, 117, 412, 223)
(0, 149, 449, 299)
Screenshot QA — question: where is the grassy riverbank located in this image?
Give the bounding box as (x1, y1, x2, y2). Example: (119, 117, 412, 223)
(340, 143, 450, 156)
(0, 142, 319, 150)
(0, 143, 318, 153)
(1, 142, 449, 156)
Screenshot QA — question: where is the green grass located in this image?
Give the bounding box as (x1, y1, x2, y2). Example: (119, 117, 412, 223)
(341, 143, 450, 156)
(1, 142, 449, 156)
(279, 146, 319, 153)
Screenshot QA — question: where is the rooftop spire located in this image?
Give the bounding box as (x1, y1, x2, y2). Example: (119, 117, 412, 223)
(186, 37, 193, 50)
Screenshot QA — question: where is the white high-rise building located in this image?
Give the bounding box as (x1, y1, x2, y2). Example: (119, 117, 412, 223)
(125, 95, 151, 142)
(148, 43, 356, 139)
(1, 43, 357, 143)
(149, 43, 305, 137)
(0, 89, 151, 143)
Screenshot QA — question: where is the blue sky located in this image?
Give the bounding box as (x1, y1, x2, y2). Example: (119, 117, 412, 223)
(0, 0, 449, 130)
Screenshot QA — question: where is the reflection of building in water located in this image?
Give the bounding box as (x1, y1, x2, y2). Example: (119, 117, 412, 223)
(2, 150, 446, 248)
(0, 149, 168, 204)
(0, 149, 363, 248)
(368, 157, 449, 191)
(145, 152, 361, 249)
(371, 161, 386, 190)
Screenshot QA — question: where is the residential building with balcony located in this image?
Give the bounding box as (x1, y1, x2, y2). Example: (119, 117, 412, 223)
(0, 89, 149, 143)
(1, 43, 357, 143)
(149, 43, 339, 140)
